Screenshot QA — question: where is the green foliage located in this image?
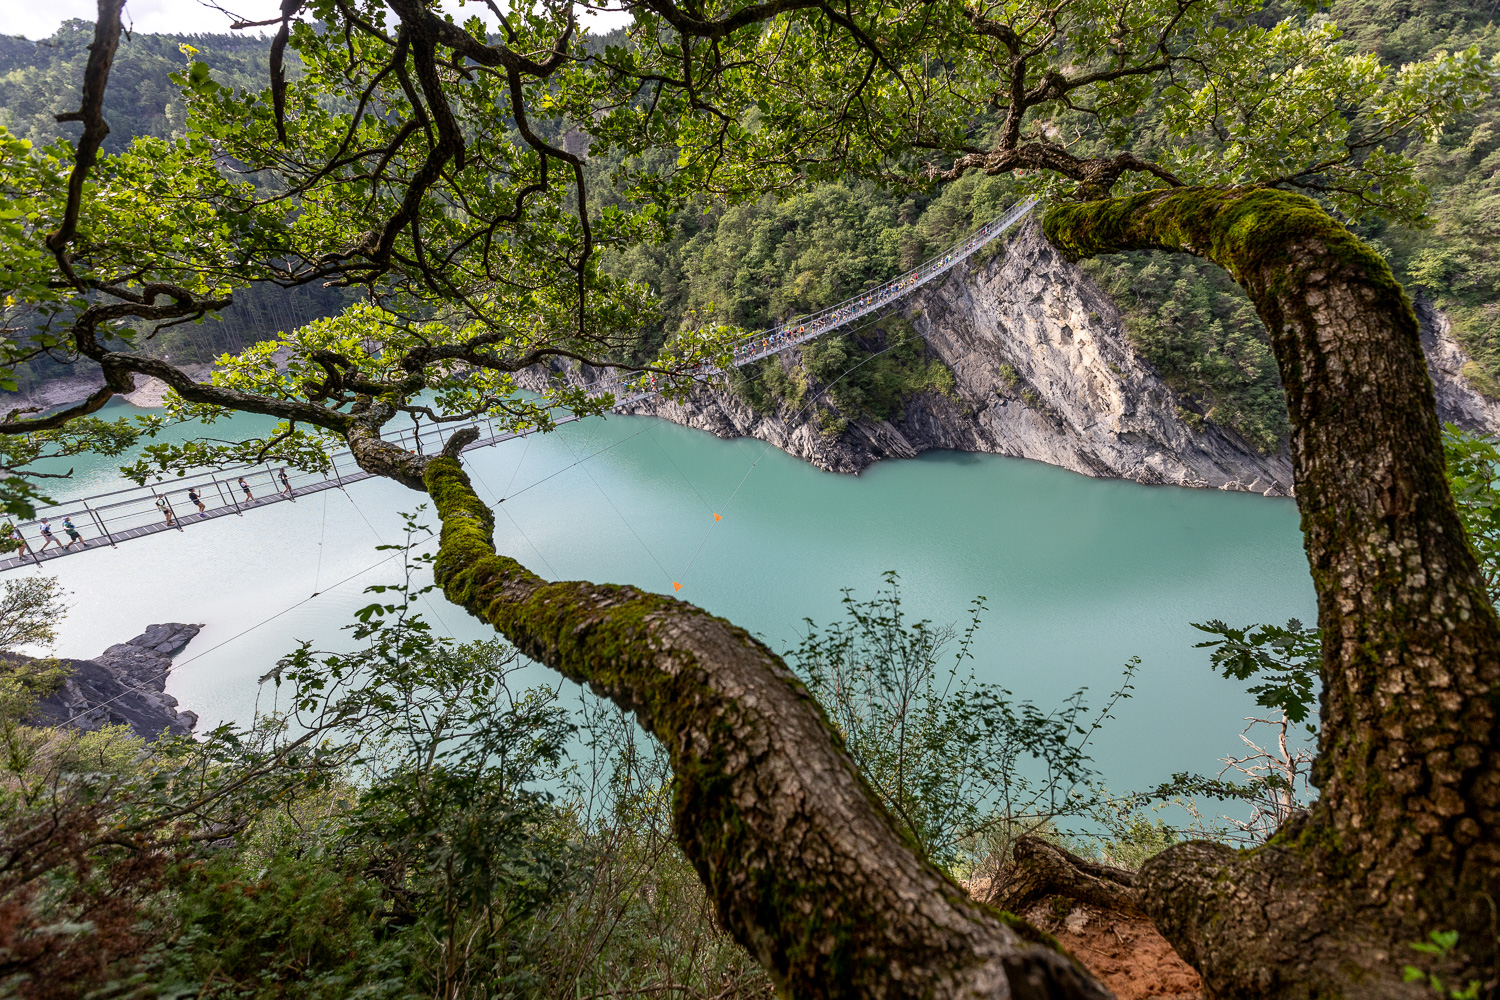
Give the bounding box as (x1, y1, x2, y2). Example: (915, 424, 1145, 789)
(0, 527, 769, 1000)
(602, 174, 1006, 425)
(623, 0, 1496, 225)
(787, 572, 1136, 868)
(1081, 255, 1288, 451)
(739, 318, 954, 427)
(0, 414, 152, 517)
(606, 174, 1018, 338)
(0, 23, 271, 152)
(0, 575, 65, 651)
(1088, 809, 1180, 871)
(1191, 619, 1321, 730)
(1442, 423, 1500, 602)
(1402, 929, 1483, 999)
(1320, 5, 1500, 391)
(164, 855, 415, 1000)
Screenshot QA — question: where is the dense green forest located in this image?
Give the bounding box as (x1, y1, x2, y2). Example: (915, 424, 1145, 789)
(4, 3, 1496, 453)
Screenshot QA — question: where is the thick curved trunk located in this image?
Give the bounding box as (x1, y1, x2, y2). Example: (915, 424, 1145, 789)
(417, 456, 1110, 999)
(1045, 188, 1500, 997)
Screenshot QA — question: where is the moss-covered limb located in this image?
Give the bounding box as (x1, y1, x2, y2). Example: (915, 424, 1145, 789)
(422, 457, 1109, 1000)
(1046, 188, 1500, 996)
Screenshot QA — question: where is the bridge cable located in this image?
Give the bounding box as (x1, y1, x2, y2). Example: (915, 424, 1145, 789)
(645, 421, 715, 515)
(311, 490, 329, 597)
(502, 432, 533, 496)
(461, 441, 563, 580)
(558, 426, 677, 588)
(497, 503, 561, 581)
(499, 423, 652, 503)
(53, 532, 439, 731)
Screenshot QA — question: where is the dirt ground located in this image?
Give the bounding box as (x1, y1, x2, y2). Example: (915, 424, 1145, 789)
(1023, 898, 1203, 999)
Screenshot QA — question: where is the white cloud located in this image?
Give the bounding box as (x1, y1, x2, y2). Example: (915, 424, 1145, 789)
(4, 0, 627, 41)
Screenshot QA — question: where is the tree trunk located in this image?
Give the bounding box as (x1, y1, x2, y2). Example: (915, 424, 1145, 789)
(985, 836, 1141, 917)
(1044, 187, 1500, 998)
(418, 454, 1111, 999)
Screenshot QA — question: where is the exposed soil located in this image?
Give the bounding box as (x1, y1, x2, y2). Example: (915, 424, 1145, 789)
(1025, 898, 1202, 999)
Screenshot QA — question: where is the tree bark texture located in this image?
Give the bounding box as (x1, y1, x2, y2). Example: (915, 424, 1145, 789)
(985, 837, 1141, 917)
(1045, 187, 1500, 997)
(417, 456, 1112, 1000)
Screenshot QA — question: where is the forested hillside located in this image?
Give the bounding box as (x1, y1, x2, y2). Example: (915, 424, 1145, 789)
(1347, 1, 1500, 393)
(0, 23, 349, 394)
(2, 1, 1496, 452)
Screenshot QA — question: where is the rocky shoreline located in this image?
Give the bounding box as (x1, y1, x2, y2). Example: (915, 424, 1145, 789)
(13, 222, 1499, 498)
(18, 623, 203, 740)
(621, 219, 1500, 493)
(0, 364, 213, 414)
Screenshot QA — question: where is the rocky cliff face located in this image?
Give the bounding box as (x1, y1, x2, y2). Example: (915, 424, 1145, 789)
(1418, 298, 1500, 435)
(20, 623, 202, 740)
(621, 219, 1499, 495)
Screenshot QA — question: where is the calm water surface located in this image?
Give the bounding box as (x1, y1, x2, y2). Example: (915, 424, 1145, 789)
(30, 402, 1315, 795)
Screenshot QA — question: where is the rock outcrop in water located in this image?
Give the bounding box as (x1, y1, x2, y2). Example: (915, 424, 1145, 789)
(620, 219, 1499, 494)
(17, 623, 202, 740)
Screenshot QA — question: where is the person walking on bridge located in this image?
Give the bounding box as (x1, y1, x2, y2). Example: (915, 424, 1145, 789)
(238, 476, 254, 503)
(38, 518, 64, 553)
(186, 487, 206, 515)
(155, 496, 176, 527)
(62, 517, 83, 550)
(278, 468, 295, 500)
(2, 522, 30, 558)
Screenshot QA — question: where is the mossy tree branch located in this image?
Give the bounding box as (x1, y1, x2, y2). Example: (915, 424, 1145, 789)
(1044, 186, 1500, 997)
(419, 454, 1110, 1000)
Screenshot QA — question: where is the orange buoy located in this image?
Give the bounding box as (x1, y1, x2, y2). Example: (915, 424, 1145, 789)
(673, 582, 682, 591)
(713, 513, 722, 521)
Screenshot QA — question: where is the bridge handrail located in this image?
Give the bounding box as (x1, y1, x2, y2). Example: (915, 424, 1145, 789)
(581, 198, 1036, 397)
(0, 199, 1038, 567)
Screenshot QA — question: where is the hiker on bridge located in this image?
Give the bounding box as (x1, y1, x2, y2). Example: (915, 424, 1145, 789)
(186, 487, 206, 515)
(279, 468, 295, 500)
(238, 476, 254, 503)
(156, 496, 176, 527)
(62, 517, 84, 550)
(38, 518, 64, 552)
(2, 522, 30, 557)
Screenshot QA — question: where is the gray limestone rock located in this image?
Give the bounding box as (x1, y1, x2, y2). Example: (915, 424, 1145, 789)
(20, 622, 202, 740)
(1419, 297, 1500, 434)
(617, 218, 1499, 494)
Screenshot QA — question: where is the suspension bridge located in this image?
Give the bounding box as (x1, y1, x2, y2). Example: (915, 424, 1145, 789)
(0, 199, 1037, 573)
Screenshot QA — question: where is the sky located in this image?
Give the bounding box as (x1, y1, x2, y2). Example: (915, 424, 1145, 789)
(4, 0, 627, 41)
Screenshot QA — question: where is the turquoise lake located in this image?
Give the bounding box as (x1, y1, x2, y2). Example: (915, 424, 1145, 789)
(26, 401, 1316, 798)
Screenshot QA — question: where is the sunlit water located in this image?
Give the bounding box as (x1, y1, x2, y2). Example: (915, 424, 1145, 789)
(26, 399, 1315, 796)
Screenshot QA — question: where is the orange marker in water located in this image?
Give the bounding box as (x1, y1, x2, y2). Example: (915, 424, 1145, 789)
(713, 513, 722, 521)
(673, 582, 682, 592)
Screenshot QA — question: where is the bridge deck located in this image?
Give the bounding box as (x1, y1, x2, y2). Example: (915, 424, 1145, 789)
(0, 200, 1035, 573)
